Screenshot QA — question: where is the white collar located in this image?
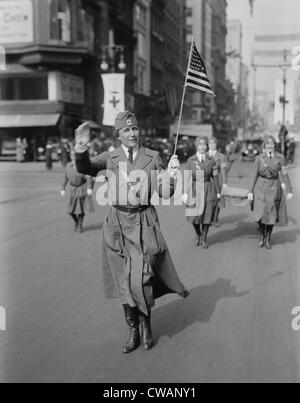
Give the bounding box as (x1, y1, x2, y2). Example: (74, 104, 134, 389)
(197, 152, 206, 161)
(122, 144, 139, 158)
(266, 151, 274, 158)
(209, 150, 217, 157)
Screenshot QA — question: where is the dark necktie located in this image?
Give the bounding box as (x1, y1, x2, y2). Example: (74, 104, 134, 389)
(269, 153, 272, 159)
(128, 148, 133, 164)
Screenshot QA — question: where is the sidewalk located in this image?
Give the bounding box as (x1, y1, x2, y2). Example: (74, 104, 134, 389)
(0, 161, 64, 173)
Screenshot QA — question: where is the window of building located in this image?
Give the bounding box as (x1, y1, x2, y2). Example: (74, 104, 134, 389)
(0, 76, 48, 101)
(50, 0, 71, 43)
(186, 24, 193, 35)
(76, 0, 95, 51)
(137, 32, 146, 59)
(186, 7, 193, 18)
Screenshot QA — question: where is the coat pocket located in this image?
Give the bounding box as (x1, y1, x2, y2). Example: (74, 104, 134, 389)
(103, 219, 122, 253)
(142, 223, 168, 256)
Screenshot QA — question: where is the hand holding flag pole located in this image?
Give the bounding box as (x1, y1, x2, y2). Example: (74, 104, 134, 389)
(173, 39, 216, 155)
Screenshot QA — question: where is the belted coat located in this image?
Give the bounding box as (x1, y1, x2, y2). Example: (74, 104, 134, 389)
(249, 152, 292, 225)
(75, 146, 186, 314)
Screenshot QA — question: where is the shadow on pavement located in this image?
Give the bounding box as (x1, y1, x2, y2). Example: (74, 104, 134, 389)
(272, 228, 300, 245)
(83, 223, 103, 232)
(209, 221, 257, 245)
(153, 271, 285, 341)
(153, 279, 249, 340)
(219, 213, 249, 226)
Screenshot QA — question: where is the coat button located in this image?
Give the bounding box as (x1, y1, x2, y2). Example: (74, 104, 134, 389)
(136, 222, 140, 226)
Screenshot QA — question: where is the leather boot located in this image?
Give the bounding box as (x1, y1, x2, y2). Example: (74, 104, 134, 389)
(139, 311, 154, 351)
(213, 208, 220, 228)
(77, 214, 84, 233)
(123, 305, 140, 354)
(193, 223, 201, 246)
(202, 224, 209, 249)
(258, 224, 266, 248)
(265, 225, 273, 250)
(70, 214, 78, 232)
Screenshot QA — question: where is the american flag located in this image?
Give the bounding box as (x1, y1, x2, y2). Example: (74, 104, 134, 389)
(186, 41, 215, 97)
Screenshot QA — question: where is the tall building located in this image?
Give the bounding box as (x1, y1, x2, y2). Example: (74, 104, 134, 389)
(186, 0, 213, 123)
(137, 0, 186, 136)
(133, 0, 152, 133)
(211, 0, 229, 118)
(226, 20, 242, 92)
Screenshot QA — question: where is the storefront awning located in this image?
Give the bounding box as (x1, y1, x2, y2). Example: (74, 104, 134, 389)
(0, 114, 60, 128)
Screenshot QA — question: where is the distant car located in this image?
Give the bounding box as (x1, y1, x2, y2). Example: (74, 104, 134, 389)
(241, 139, 262, 162)
(37, 137, 60, 161)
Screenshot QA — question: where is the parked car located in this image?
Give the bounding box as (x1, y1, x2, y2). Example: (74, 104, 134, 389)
(241, 136, 263, 162)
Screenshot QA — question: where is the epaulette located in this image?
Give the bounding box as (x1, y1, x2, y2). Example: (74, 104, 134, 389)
(144, 148, 159, 158)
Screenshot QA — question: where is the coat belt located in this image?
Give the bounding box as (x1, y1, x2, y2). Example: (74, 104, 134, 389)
(113, 205, 150, 214)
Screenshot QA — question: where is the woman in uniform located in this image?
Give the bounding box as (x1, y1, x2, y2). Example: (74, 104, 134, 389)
(74, 113, 188, 354)
(248, 135, 293, 249)
(208, 137, 228, 227)
(61, 152, 94, 233)
(183, 137, 221, 249)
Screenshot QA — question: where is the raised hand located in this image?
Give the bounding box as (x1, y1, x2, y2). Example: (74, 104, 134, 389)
(74, 122, 90, 153)
(168, 155, 180, 178)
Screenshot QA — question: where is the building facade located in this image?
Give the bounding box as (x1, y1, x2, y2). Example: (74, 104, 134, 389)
(186, 0, 213, 124)
(135, 0, 187, 136)
(0, 0, 108, 160)
(0, 0, 137, 160)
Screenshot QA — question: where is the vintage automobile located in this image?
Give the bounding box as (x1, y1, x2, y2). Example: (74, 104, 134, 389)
(240, 135, 263, 162)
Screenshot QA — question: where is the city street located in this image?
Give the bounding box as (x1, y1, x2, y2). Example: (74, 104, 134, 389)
(0, 153, 300, 383)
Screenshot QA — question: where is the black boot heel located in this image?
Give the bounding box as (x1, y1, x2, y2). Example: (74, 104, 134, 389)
(139, 313, 154, 351)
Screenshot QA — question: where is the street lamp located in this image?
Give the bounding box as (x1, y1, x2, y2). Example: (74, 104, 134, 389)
(100, 45, 126, 73)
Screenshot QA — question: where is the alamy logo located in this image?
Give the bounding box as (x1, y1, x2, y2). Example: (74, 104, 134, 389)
(0, 306, 6, 331)
(291, 306, 300, 331)
(0, 46, 6, 71)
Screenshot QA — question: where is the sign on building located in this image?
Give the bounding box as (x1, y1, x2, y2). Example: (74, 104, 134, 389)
(0, 0, 33, 44)
(48, 72, 85, 104)
(102, 74, 125, 127)
(169, 123, 213, 139)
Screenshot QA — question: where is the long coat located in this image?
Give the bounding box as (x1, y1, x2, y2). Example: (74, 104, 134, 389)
(75, 146, 186, 315)
(210, 150, 227, 209)
(185, 154, 221, 225)
(249, 152, 292, 225)
(62, 162, 94, 215)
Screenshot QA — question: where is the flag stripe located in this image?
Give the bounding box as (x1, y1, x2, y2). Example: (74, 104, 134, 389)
(187, 71, 211, 84)
(186, 82, 215, 96)
(187, 69, 208, 80)
(187, 75, 212, 87)
(186, 78, 213, 92)
(185, 41, 214, 97)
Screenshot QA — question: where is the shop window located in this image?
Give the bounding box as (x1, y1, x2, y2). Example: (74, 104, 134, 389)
(0, 76, 48, 101)
(50, 0, 71, 43)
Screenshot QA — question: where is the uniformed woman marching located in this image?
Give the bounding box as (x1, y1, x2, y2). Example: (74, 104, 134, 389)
(61, 152, 94, 233)
(183, 137, 221, 249)
(248, 135, 293, 249)
(208, 137, 228, 227)
(74, 113, 188, 354)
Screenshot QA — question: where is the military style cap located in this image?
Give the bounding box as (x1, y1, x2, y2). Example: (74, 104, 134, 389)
(115, 111, 138, 131)
(195, 136, 209, 146)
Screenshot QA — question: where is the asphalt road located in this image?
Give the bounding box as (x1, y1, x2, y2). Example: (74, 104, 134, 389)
(0, 154, 300, 383)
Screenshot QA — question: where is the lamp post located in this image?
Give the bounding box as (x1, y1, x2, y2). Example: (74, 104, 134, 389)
(100, 29, 126, 73)
(99, 31, 127, 134)
(100, 44, 126, 73)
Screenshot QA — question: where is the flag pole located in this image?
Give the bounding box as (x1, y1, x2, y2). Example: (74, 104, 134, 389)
(173, 39, 194, 155)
